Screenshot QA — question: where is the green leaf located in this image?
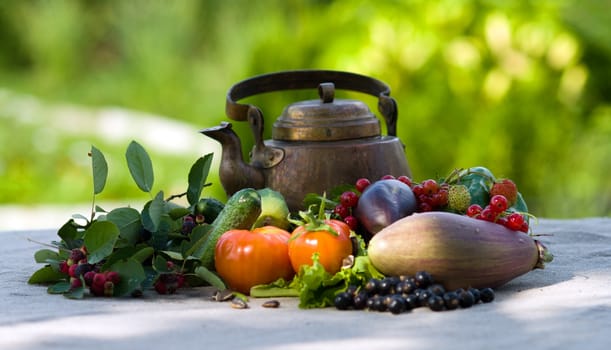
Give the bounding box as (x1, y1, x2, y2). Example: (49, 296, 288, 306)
(34, 249, 61, 264)
(194, 266, 226, 290)
(457, 167, 495, 208)
(153, 255, 172, 273)
(187, 154, 213, 206)
(142, 192, 165, 232)
(83, 221, 120, 264)
(126, 140, 154, 193)
(288, 255, 384, 309)
(58, 219, 82, 249)
(107, 207, 142, 246)
(168, 206, 191, 220)
(64, 285, 85, 299)
(101, 245, 153, 270)
(160, 250, 185, 261)
(47, 281, 71, 294)
(183, 224, 212, 258)
(149, 216, 172, 251)
(90, 145, 108, 195)
(132, 246, 155, 263)
(110, 258, 146, 297)
(250, 278, 300, 298)
(29, 266, 66, 284)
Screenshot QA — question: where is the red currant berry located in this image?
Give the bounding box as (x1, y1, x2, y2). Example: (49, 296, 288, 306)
(519, 222, 529, 233)
(497, 217, 508, 227)
(418, 202, 433, 212)
(68, 264, 79, 278)
(84, 271, 96, 286)
(432, 190, 448, 207)
(396, 175, 413, 187)
(70, 277, 82, 289)
(412, 184, 424, 196)
(334, 204, 350, 219)
(466, 204, 483, 217)
(421, 179, 439, 195)
(93, 272, 107, 288)
(340, 191, 359, 208)
(489, 195, 508, 213)
(154, 280, 168, 295)
(176, 274, 186, 288)
(506, 212, 524, 231)
(381, 174, 395, 180)
(59, 260, 69, 274)
(343, 215, 359, 230)
(105, 271, 120, 284)
(355, 178, 371, 193)
(69, 248, 86, 264)
(480, 207, 497, 222)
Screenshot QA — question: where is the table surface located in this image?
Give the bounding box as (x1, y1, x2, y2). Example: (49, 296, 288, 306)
(2, 217, 610, 350)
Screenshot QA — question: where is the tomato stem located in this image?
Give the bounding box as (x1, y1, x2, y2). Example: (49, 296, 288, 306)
(287, 193, 339, 240)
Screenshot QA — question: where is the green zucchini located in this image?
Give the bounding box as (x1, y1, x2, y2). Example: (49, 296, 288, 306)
(192, 188, 261, 270)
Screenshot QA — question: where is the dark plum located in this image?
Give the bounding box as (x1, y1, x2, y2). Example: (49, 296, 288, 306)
(354, 179, 418, 235)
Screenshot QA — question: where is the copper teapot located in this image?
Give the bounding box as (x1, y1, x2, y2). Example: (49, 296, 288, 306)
(201, 70, 411, 210)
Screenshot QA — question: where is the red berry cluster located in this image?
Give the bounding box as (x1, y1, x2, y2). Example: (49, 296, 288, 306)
(153, 261, 185, 294)
(410, 179, 449, 212)
(333, 190, 360, 230)
(58, 247, 121, 297)
(466, 194, 529, 233)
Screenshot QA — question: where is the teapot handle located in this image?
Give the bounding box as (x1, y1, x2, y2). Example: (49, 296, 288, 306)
(225, 70, 399, 136)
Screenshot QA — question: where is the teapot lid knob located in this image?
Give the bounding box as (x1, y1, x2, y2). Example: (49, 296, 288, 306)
(318, 82, 335, 103)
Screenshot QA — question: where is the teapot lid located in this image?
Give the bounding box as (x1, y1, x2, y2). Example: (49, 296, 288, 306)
(272, 83, 381, 141)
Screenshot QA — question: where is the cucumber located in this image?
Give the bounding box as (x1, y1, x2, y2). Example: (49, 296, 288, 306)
(195, 197, 225, 223)
(192, 188, 262, 270)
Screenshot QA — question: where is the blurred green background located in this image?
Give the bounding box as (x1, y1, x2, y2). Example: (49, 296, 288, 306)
(0, 0, 609, 218)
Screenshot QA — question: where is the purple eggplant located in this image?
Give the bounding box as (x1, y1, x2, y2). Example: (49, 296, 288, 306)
(354, 179, 418, 235)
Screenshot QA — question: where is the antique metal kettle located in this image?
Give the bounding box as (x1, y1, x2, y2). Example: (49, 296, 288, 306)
(201, 70, 411, 210)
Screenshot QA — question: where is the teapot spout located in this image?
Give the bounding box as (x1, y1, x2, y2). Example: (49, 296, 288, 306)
(200, 122, 265, 195)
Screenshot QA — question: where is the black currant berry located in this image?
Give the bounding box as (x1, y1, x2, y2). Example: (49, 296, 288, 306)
(418, 289, 433, 306)
(428, 284, 446, 296)
(443, 291, 460, 310)
(388, 296, 407, 315)
(378, 278, 395, 295)
(479, 288, 495, 303)
(404, 294, 420, 309)
(353, 292, 369, 310)
(428, 295, 445, 311)
(364, 278, 380, 295)
(371, 296, 387, 312)
(468, 287, 481, 303)
(415, 271, 433, 288)
(458, 290, 475, 308)
(334, 292, 353, 310)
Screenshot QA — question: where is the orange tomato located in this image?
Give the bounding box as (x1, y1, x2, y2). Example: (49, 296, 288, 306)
(288, 219, 353, 275)
(215, 226, 294, 294)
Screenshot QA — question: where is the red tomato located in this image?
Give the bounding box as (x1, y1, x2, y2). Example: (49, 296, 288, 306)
(288, 219, 353, 275)
(215, 226, 294, 294)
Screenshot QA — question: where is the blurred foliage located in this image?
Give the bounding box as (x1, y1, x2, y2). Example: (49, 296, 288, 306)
(0, 0, 609, 218)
